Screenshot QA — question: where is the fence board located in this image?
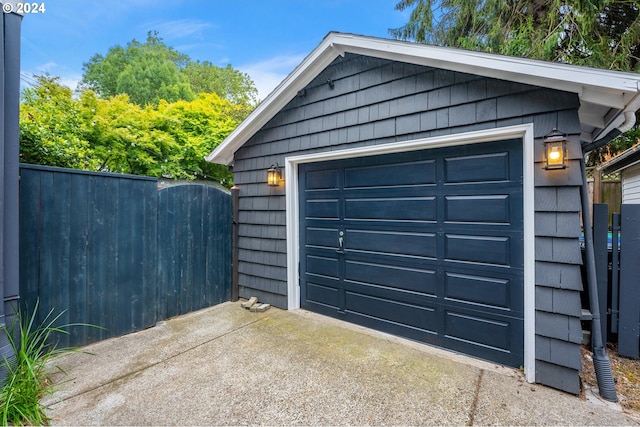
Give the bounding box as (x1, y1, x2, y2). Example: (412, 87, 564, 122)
(618, 204, 640, 358)
(68, 173, 89, 345)
(17, 169, 40, 315)
(51, 171, 72, 348)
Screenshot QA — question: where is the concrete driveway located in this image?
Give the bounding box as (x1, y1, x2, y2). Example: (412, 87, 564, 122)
(44, 301, 639, 426)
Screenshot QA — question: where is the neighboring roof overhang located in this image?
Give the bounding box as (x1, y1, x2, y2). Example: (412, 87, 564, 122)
(600, 143, 640, 174)
(206, 32, 640, 166)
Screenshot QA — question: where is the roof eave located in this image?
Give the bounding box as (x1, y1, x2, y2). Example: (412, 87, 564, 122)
(599, 143, 640, 173)
(206, 32, 640, 165)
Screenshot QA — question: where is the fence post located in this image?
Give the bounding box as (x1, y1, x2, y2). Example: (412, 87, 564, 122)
(618, 204, 640, 358)
(593, 204, 609, 344)
(231, 186, 239, 302)
(611, 213, 621, 334)
(593, 168, 602, 203)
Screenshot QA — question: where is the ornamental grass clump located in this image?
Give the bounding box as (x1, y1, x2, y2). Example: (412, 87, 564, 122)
(0, 300, 91, 426)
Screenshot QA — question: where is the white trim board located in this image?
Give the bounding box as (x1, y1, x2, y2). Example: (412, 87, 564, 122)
(285, 123, 536, 383)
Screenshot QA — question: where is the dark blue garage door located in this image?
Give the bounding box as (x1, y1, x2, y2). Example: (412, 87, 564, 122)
(299, 139, 524, 367)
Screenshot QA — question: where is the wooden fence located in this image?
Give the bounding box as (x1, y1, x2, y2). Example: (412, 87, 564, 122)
(592, 203, 640, 358)
(19, 164, 231, 347)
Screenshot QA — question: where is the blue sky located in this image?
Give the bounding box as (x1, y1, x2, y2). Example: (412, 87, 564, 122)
(20, 0, 408, 99)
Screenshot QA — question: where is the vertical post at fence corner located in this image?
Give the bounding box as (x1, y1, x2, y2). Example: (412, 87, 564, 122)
(231, 186, 239, 302)
(611, 213, 621, 334)
(618, 204, 640, 359)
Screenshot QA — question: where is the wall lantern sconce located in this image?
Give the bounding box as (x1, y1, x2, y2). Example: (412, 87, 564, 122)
(267, 163, 282, 186)
(543, 128, 568, 170)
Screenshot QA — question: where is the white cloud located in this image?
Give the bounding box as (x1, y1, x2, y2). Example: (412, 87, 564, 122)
(59, 74, 83, 92)
(239, 54, 306, 101)
(36, 61, 58, 73)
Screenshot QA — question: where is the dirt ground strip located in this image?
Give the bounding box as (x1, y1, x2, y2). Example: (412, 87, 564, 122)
(581, 344, 640, 416)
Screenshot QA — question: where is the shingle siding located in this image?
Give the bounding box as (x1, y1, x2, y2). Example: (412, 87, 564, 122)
(231, 53, 585, 394)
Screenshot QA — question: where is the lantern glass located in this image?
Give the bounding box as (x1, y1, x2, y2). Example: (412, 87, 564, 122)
(544, 139, 566, 169)
(267, 165, 281, 186)
(543, 129, 567, 170)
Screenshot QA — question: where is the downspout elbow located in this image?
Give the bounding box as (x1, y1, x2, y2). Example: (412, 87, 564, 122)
(617, 111, 636, 134)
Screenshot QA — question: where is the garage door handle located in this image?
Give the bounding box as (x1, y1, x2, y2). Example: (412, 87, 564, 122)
(336, 235, 345, 254)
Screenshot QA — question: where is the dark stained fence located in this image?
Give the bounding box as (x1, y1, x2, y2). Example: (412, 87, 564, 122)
(157, 185, 231, 320)
(590, 203, 640, 358)
(19, 165, 231, 347)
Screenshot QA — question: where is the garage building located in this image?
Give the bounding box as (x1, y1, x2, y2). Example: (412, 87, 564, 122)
(206, 33, 640, 394)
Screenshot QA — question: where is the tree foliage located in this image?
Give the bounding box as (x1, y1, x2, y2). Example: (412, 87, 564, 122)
(20, 75, 240, 186)
(390, 0, 640, 162)
(20, 75, 97, 170)
(81, 31, 257, 110)
(81, 32, 194, 106)
(390, 0, 640, 70)
(183, 61, 258, 107)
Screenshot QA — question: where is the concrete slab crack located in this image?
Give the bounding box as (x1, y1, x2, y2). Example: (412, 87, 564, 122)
(467, 369, 484, 426)
(50, 316, 267, 404)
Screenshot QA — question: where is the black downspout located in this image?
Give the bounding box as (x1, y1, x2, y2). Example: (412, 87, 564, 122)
(579, 156, 618, 402)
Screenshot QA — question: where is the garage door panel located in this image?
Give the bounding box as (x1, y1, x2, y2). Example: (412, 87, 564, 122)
(444, 311, 513, 352)
(307, 255, 339, 279)
(345, 281, 438, 309)
(444, 152, 510, 183)
(306, 199, 340, 219)
(345, 260, 437, 296)
(444, 272, 511, 310)
(306, 282, 340, 309)
(444, 234, 513, 266)
(345, 291, 438, 333)
(442, 263, 524, 313)
(345, 197, 436, 222)
(344, 160, 436, 188)
(443, 311, 524, 367)
(348, 229, 437, 258)
(306, 168, 339, 190)
(445, 195, 511, 223)
(306, 227, 339, 249)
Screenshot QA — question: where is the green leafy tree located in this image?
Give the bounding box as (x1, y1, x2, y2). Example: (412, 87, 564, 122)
(182, 61, 259, 106)
(390, 1, 640, 70)
(156, 93, 241, 185)
(81, 31, 194, 106)
(81, 31, 258, 110)
(19, 75, 97, 169)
